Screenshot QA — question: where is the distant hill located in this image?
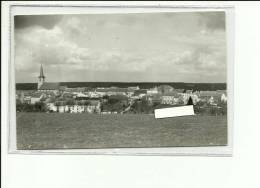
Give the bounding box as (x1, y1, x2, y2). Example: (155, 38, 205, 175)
(16, 83, 38, 90)
(16, 82, 226, 91)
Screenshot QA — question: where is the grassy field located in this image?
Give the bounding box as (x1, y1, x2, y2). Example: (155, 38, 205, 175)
(16, 113, 227, 150)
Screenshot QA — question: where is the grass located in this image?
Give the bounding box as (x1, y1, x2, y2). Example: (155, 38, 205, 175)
(16, 113, 227, 150)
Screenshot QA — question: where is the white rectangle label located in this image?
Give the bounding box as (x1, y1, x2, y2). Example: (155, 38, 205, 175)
(154, 105, 195, 119)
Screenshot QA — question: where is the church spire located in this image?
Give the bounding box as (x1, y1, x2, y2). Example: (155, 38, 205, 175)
(38, 64, 45, 89)
(39, 64, 45, 79)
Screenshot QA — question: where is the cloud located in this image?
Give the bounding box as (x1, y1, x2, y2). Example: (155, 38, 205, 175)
(15, 12, 227, 83)
(198, 11, 225, 31)
(14, 15, 63, 29)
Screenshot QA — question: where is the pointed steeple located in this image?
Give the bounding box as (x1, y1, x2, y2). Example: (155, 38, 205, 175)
(39, 64, 45, 79)
(38, 64, 45, 89)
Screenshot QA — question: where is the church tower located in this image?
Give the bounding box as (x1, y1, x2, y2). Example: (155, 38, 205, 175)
(38, 64, 45, 89)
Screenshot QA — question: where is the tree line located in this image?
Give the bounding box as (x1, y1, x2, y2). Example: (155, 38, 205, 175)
(16, 82, 227, 91)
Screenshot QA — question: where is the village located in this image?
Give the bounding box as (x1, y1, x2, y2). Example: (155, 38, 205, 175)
(16, 66, 227, 115)
(16, 65, 227, 115)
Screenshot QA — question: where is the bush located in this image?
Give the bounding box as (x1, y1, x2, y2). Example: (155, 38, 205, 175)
(131, 98, 153, 114)
(108, 98, 120, 105)
(16, 102, 47, 112)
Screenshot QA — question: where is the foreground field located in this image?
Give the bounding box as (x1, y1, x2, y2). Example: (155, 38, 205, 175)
(16, 113, 227, 149)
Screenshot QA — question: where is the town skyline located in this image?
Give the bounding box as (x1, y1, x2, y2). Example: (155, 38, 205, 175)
(15, 12, 227, 83)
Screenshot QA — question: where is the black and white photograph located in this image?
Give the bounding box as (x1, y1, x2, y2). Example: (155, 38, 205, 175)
(5, 2, 260, 188)
(14, 11, 228, 150)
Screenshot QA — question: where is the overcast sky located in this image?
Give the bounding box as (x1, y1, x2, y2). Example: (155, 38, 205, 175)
(15, 12, 226, 83)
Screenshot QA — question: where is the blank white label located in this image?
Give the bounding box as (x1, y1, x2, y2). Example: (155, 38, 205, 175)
(154, 105, 195, 119)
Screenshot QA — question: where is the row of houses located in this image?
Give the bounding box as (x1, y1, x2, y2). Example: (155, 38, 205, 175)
(47, 101, 101, 113)
(16, 85, 228, 114)
(17, 88, 228, 106)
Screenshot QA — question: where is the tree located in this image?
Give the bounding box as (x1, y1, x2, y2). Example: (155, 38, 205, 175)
(16, 102, 47, 112)
(102, 95, 109, 100)
(108, 98, 120, 105)
(130, 98, 153, 114)
(187, 96, 194, 105)
(66, 99, 75, 106)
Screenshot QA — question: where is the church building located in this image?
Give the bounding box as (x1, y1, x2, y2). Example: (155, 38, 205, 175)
(37, 64, 62, 93)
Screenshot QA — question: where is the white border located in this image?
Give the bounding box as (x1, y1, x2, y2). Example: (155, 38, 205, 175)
(7, 3, 234, 156)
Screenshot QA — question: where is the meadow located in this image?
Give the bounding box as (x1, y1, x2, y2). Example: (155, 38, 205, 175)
(16, 113, 227, 149)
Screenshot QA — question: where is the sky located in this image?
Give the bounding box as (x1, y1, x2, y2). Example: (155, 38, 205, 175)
(14, 12, 227, 83)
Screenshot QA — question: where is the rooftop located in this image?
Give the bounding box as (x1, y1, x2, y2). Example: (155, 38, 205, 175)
(39, 82, 60, 90)
(96, 88, 131, 93)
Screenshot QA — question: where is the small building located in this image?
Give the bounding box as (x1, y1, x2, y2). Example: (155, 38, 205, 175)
(185, 89, 193, 94)
(199, 91, 222, 104)
(174, 89, 185, 94)
(147, 87, 159, 95)
(146, 94, 162, 105)
(86, 100, 101, 113)
(128, 86, 140, 90)
(46, 103, 57, 112)
(221, 93, 228, 103)
(30, 93, 44, 104)
(161, 92, 180, 105)
(38, 82, 61, 94)
(158, 85, 174, 94)
(133, 89, 147, 98)
(96, 87, 134, 97)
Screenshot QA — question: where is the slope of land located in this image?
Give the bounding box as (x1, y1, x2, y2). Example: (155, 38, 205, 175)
(16, 113, 227, 149)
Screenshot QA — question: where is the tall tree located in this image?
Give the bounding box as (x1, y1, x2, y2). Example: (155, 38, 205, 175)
(187, 96, 194, 105)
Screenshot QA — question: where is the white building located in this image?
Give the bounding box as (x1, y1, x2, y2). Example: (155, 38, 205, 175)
(147, 87, 159, 95)
(30, 93, 44, 104)
(221, 93, 228, 103)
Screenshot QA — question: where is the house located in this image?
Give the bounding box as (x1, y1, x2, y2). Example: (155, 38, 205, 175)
(70, 105, 85, 113)
(96, 87, 135, 97)
(38, 82, 61, 94)
(208, 96, 217, 105)
(30, 93, 44, 104)
(146, 94, 162, 105)
(147, 87, 159, 95)
(161, 96, 175, 105)
(133, 89, 147, 98)
(18, 95, 32, 104)
(46, 103, 57, 112)
(23, 96, 31, 104)
(84, 88, 97, 98)
(216, 90, 227, 95)
(67, 87, 87, 93)
(199, 91, 222, 103)
(191, 94, 200, 104)
(179, 91, 200, 105)
(128, 86, 140, 90)
(62, 92, 75, 99)
(199, 91, 220, 97)
(175, 89, 185, 93)
(216, 90, 228, 103)
(86, 100, 101, 113)
(221, 93, 228, 103)
(66, 100, 101, 114)
(185, 89, 193, 94)
(59, 86, 67, 92)
(161, 92, 180, 105)
(16, 91, 33, 104)
(157, 85, 174, 94)
(57, 105, 66, 113)
(76, 92, 89, 98)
